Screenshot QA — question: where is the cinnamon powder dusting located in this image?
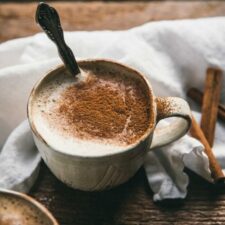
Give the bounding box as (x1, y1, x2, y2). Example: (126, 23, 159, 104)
(156, 97, 173, 120)
(49, 71, 152, 145)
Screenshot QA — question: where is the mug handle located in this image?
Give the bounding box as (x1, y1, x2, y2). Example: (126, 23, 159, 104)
(150, 97, 192, 149)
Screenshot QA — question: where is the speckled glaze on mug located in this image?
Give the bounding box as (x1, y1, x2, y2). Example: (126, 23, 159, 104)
(28, 59, 191, 191)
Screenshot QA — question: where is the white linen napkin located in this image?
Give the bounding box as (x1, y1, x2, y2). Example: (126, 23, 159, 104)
(1, 17, 225, 200)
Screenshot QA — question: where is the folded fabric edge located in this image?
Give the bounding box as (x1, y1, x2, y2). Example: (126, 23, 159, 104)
(0, 120, 41, 193)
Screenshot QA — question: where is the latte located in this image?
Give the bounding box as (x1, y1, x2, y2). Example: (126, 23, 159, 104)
(0, 193, 51, 225)
(30, 61, 153, 156)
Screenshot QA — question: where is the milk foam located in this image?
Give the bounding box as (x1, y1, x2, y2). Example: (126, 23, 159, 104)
(32, 71, 130, 157)
(0, 194, 50, 225)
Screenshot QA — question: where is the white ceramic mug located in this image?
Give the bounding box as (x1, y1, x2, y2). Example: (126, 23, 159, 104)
(28, 59, 191, 191)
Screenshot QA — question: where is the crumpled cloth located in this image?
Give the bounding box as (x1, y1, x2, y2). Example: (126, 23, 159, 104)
(0, 17, 225, 201)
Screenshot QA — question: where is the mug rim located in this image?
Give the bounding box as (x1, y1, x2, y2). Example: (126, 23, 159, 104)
(27, 58, 157, 159)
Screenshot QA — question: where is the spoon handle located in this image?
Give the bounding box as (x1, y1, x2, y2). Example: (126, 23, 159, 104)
(36, 2, 80, 76)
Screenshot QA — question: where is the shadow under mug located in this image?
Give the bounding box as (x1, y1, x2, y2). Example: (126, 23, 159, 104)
(28, 59, 192, 191)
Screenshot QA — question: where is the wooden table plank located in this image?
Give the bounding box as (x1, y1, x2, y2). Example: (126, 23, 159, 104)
(1, 1, 225, 224)
(0, 1, 225, 42)
(31, 163, 225, 225)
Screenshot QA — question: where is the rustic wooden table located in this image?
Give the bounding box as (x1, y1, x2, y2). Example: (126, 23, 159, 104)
(1, 1, 225, 224)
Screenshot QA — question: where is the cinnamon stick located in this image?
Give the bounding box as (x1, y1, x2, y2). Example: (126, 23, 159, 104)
(190, 115, 225, 183)
(187, 88, 225, 122)
(200, 68, 222, 147)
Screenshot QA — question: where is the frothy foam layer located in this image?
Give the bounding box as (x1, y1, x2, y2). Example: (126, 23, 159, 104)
(31, 62, 153, 156)
(0, 194, 51, 225)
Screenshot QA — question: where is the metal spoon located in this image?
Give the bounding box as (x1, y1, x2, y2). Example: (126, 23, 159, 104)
(35, 2, 80, 77)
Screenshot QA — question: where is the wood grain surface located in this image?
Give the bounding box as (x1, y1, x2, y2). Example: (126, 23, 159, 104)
(1, 1, 225, 225)
(1, 1, 225, 42)
(31, 163, 225, 225)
